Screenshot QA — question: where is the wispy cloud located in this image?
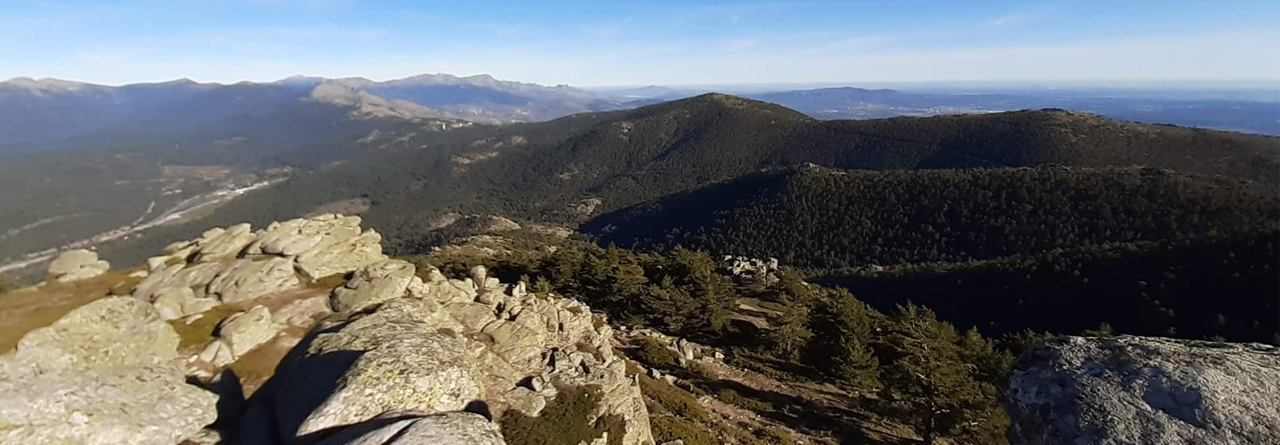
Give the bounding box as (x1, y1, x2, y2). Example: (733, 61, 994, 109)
(982, 12, 1037, 28)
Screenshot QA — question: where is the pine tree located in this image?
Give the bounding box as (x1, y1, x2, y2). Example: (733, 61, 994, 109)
(877, 304, 988, 445)
(806, 288, 880, 389)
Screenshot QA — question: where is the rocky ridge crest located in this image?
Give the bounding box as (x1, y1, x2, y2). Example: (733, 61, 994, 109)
(0, 214, 654, 445)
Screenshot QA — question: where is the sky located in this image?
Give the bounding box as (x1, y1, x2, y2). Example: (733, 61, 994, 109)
(2, 0, 1279, 87)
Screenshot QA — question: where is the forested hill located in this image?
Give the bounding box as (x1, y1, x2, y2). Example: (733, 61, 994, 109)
(95, 94, 1280, 264)
(584, 164, 1280, 343)
(584, 165, 1279, 270)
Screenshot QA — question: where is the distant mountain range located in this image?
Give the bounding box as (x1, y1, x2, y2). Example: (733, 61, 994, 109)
(4, 73, 1275, 156)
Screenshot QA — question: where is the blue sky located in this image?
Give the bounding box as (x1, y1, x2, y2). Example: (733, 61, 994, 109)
(2, 0, 1278, 86)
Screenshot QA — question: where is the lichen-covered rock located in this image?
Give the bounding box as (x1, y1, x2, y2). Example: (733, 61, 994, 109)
(3, 297, 179, 374)
(274, 294, 333, 327)
(132, 261, 228, 301)
(1005, 335, 1280, 445)
(271, 306, 483, 439)
(0, 365, 219, 445)
(0, 296, 218, 445)
(206, 257, 301, 303)
(194, 223, 258, 262)
(295, 229, 387, 280)
(331, 259, 424, 313)
(219, 305, 281, 357)
(46, 249, 110, 282)
(249, 214, 363, 257)
(152, 286, 219, 321)
(316, 412, 507, 445)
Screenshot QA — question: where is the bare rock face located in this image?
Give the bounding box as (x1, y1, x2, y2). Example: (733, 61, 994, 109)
(206, 257, 302, 303)
(1005, 335, 1280, 445)
(255, 260, 653, 445)
(218, 305, 282, 357)
(315, 412, 507, 445)
(46, 249, 110, 282)
(151, 286, 219, 321)
(271, 305, 483, 439)
(0, 297, 218, 445)
(295, 229, 387, 280)
(4, 296, 180, 373)
(331, 259, 424, 313)
(194, 223, 258, 262)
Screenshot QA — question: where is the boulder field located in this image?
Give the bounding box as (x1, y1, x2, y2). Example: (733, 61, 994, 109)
(0, 215, 652, 445)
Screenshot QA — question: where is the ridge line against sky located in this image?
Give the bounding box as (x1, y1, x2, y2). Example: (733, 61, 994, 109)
(2, 0, 1278, 87)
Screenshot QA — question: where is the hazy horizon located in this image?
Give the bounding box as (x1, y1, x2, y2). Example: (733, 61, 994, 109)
(3, 0, 1278, 87)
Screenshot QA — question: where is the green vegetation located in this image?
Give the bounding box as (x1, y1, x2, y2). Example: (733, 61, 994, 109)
(589, 166, 1278, 270)
(714, 387, 771, 412)
(649, 416, 718, 445)
(639, 374, 710, 423)
(436, 242, 1012, 444)
(500, 385, 613, 445)
(633, 336, 682, 369)
(876, 305, 1010, 445)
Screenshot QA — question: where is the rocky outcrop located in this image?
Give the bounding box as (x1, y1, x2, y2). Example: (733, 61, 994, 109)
(251, 260, 653, 445)
(720, 255, 779, 285)
(0, 297, 218, 444)
(5, 215, 656, 444)
(1005, 335, 1280, 445)
(206, 257, 302, 303)
(315, 413, 507, 445)
(46, 248, 110, 282)
(133, 214, 388, 310)
(330, 259, 424, 313)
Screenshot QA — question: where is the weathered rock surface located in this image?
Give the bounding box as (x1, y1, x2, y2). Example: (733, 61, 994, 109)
(257, 260, 652, 445)
(206, 257, 302, 303)
(315, 412, 507, 445)
(331, 259, 424, 313)
(4, 296, 179, 373)
(219, 305, 282, 357)
(0, 297, 218, 445)
(295, 229, 387, 280)
(272, 303, 483, 439)
(195, 223, 258, 262)
(152, 286, 219, 321)
(46, 248, 110, 282)
(1005, 335, 1280, 445)
(249, 214, 363, 257)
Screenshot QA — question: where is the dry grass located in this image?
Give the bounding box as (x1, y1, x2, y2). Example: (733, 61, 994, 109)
(0, 268, 145, 352)
(170, 305, 242, 351)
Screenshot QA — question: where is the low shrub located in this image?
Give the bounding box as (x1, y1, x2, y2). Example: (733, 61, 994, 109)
(639, 374, 709, 423)
(714, 387, 771, 412)
(501, 385, 608, 445)
(650, 416, 718, 445)
(634, 336, 681, 369)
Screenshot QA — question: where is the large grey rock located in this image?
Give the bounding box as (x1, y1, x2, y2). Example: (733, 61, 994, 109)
(0, 296, 218, 445)
(331, 259, 423, 313)
(194, 223, 258, 262)
(274, 294, 333, 327)
(316, 412, 506, 445)
(295, 229, 387, 280)
(3, 296, 179, 374)
(1005, 335, 1280, 445)
(206, 257, 302, 303)
(249, 214, 363, 257)
(152, 286, 219, 321)
(0, 365, 219, 445)
(271, 306, 482, 440)
(46, 249, 110, 282)
(219, 305, 281, 357)
(132, 261, 228, 301)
